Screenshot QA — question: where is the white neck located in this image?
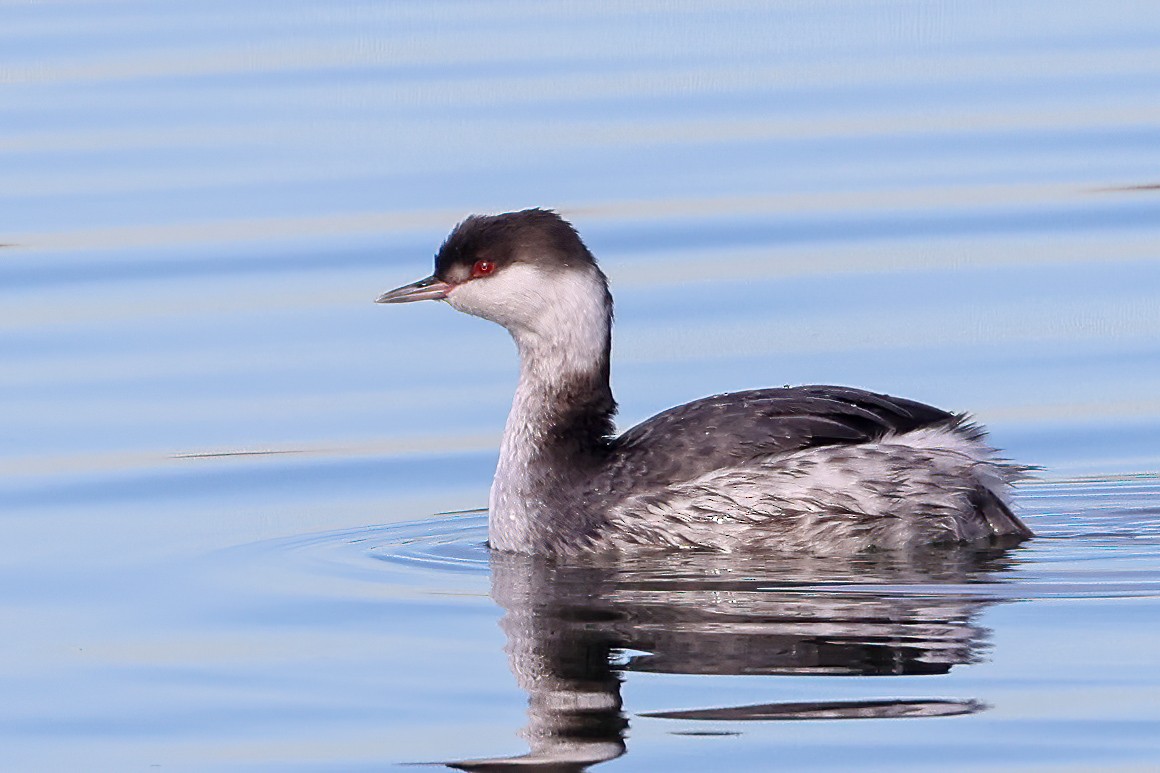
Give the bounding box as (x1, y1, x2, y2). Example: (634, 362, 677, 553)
(446, 263, 611, 552)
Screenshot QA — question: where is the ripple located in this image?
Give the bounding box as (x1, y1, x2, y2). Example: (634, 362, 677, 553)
(231, 478, 1160, 602)
(222, 511, 491, 597)
(645, 698, 986, 722)
(365, 511, 491, 575)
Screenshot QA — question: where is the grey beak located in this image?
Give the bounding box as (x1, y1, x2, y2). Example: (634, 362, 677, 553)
(375, 275, 452, 304)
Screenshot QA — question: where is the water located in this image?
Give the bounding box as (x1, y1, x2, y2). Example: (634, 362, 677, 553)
(3, 1, 1160, 769)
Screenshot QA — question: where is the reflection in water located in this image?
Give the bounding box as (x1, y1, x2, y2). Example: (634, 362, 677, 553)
(444, 545, 1022, 770)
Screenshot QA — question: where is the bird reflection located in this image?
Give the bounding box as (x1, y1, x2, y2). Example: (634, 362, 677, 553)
(444, 545, 1022, 771)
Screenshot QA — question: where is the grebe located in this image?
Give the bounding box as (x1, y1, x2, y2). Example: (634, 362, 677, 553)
(377, 209, 1032, 556)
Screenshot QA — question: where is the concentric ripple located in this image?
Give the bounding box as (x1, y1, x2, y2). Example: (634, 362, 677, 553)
(222, 510, 491, 596)
(364, 510, 492, 575)
(230, 478, 1160, 600)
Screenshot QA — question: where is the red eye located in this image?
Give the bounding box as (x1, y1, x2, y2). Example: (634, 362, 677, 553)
(471, 260, 496, 278)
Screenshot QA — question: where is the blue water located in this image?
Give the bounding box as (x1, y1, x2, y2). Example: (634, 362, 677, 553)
(3, 1, 1160, 770)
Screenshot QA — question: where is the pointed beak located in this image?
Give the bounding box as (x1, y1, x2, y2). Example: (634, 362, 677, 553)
(375, 275, 452, 304)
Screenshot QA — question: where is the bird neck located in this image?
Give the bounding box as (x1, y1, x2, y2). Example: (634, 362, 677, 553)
(510, 332, 616, 456)
(489, 298, 617, 553)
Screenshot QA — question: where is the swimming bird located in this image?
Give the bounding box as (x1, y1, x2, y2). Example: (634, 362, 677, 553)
(377, 209, 1032, 557)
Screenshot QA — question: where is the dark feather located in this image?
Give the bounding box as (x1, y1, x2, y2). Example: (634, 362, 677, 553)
(969, 485, 1035, 540)
(604, 385, 958, 491)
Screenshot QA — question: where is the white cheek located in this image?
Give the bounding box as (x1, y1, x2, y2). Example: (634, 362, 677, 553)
(446, 267, 538, 329)
(446, 264, 578, 329)
(445, 263, 609, 374)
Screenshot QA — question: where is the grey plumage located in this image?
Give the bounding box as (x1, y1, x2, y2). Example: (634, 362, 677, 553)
(606, 385, 957, 491)
(377, 209, 1033, 557)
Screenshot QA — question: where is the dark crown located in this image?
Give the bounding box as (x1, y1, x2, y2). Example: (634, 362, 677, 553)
(434, 209, 599, 277)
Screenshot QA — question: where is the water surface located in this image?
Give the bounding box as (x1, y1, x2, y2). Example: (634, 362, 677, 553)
(3, 1, 1160, 770)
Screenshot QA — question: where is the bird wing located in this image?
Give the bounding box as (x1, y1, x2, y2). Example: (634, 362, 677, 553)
(606, 385, 959, 491)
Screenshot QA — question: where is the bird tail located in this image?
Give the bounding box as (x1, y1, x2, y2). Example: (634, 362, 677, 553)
(971, 485, 1034, 541)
